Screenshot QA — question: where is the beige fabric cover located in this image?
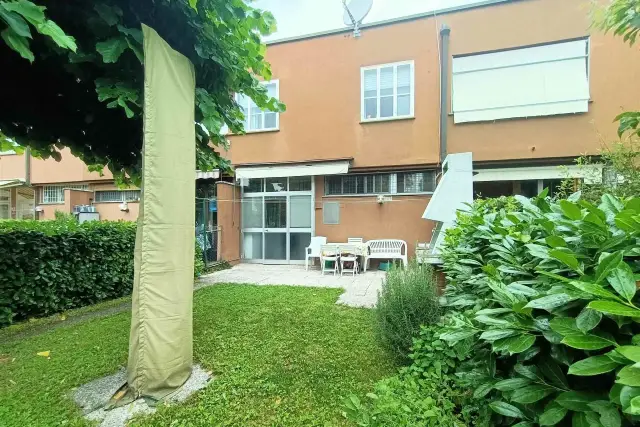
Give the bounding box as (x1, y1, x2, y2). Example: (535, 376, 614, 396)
(127, 24, 196, 400)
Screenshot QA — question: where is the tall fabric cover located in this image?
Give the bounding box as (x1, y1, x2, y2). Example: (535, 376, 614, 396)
(127, 24, 196, 400)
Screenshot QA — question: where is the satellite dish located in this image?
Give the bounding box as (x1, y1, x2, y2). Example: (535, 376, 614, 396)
(342, 0, 373, 38)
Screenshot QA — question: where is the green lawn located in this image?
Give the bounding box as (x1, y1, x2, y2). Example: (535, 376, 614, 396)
(0, 285, 395, 426)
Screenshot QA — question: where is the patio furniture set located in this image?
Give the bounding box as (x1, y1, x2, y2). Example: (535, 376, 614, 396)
(305, 237, 408, 276)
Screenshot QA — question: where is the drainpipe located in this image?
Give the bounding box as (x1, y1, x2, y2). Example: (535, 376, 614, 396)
(24, 146, 31, 186)
(439, 24, 451, 165)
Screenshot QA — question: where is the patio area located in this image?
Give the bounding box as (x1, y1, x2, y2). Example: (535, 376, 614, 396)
(198, 263, 386, 308)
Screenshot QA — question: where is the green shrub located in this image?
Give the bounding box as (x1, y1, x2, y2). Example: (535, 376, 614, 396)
(343, 325, 490, 427)
(194, 241, 205, 277)
(439, 191, 640, 426)
(374, 261, 440, 360)
(0, 220, 206, 326)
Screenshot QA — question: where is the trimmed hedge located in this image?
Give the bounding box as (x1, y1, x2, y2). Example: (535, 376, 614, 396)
(0, 219, 205, 327)
(0, 220, 136, 326)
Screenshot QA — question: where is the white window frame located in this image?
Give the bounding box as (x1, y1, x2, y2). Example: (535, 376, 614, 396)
(40, 184, 89, 204)
(324, 171, 435, 197)
(94, 190, 141, 203)
(235, 79, 280, 133)
(361, 60, 415, 122)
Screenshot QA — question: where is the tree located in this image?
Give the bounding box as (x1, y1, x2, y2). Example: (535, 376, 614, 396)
(0, 0, 284, 184)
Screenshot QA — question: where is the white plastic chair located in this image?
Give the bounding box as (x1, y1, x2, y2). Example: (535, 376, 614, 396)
(339, 244, 359, 276)
(347, 237, 364, 244)
(320, 244, 339, 275)
(305, 236, 327, 270)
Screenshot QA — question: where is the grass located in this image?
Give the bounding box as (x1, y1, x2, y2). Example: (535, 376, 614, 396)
(0, 285, 396, 426)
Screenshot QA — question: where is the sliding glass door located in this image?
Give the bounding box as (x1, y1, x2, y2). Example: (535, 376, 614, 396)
(241, 177, 313, 264)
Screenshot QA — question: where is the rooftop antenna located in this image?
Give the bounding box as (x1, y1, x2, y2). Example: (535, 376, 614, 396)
(342, 0, 373, 38)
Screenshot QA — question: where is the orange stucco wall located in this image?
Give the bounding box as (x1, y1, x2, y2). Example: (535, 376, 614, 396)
(216, 182, 241, 264)
(225, 0, 639, 168)
(93, 202, 139, 221)
(314, 177, 433, 258)
(0, 148, 112, 184)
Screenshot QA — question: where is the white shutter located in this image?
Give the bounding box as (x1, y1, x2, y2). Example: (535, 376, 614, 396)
(363, 70, 377, 95)
(452, 39, 590, 123)
(396, 64, 411, 92)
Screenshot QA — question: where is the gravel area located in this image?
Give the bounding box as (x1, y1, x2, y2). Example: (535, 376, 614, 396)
(73, 365, 211, 427)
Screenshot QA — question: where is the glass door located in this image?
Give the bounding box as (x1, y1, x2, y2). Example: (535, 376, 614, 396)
(241, 177, 314, 264)
(264, 195, 287, 263)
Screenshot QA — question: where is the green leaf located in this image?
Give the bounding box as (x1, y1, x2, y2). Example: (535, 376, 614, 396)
(588, 300, 640, 318)
(480, 329, 520, 341)
(507, 335, 536, 354)
(595, 251, 623, 284)
(439, 329, 477, 343)
(511, 384, 554, 404)
(568, 355, 620, 376)
(0, 6, 31, 38)
(627, 396, 640, 415)
(620, 386, 640, 413)
(539, 401, 568, 426)
(570, 281, 621, 301)
(610, 383, 624, 405)
(576, 308, 602, 333)
(607, 263, 637, 302)
(615, 346, 640, 363)
(588, 401, 621, 427)
(572, 412, 598, 427)
(507, 283, 539, 297)
(556, 391, 598, 411)
(525, 294, 573, 311)
(489, 401, 524, 419)
(550, 249, 580, 271)
(550, 317, 580, 336)
(473, 382, 494, 399)
(1, 27, 33, 61)
(540, 357, 569, 388)
(189, 0, 198, 10)
(475, 315, 512, 326)
(35, 19, 76, 51)
(617, 365, 640, 387)
(562, 334, 615, 350)
(494, 377, 532, 391)
(560, 200, 583, 220)
(96, 36, 128, 63)
(2, 0, 45, 27)
(526, 243, 550, 259)
(515, 364, 543, 381)
(546, 235, 568, 248)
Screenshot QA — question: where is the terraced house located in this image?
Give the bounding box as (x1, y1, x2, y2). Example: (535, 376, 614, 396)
(1, 0, 638, 266)
(215, 0, 640, 264)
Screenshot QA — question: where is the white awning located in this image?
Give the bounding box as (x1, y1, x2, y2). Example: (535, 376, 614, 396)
(235, 160, 350, 179)
(473, 165, 603, 184)
(196, 170, 220, 180)
(0, 179, 26, 189)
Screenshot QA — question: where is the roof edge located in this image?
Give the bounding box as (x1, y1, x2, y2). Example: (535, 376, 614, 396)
(265, 0, 521, 46)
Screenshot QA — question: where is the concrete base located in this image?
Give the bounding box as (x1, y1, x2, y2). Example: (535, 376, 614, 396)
(72, 365, 211, 427)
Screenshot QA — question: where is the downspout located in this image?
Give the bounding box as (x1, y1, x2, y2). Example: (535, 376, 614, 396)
(24, 146, 31, 185)
(439, 24, 451, 164)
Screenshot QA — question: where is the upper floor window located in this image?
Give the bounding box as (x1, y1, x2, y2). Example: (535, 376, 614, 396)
(236, 80, 279, 132)
(361, 60, 414, 122)
(325, 171, 434, 196)
(452, 38, 590, 123)
(41, 184, 88, 204)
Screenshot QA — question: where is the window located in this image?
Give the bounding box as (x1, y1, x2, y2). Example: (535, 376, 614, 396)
(94, 190, 141, 203)
(397, 172, 435, 193)
(236, 80, 279, 132)
(323, 202, 340, 225)
(361, 61, 414, 121)
(452, 38, 590, 123)
(241, 177, 312, 193)
(324, 171, 435, 196)
(0, 189, 9, 219)
(41, 184, 88, 204)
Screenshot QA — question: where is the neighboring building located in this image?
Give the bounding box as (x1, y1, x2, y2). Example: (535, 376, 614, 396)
(0, 147, 221, 221)
(216, 0, 640, 264)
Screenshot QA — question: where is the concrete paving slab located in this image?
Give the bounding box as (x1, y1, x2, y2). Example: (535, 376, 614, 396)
(199, 264, 386, 307)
